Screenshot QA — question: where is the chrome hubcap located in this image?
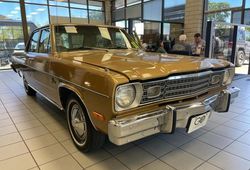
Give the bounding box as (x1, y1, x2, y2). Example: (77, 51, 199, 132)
(71, 104, 87, 142)
(239, 53, 244, 64)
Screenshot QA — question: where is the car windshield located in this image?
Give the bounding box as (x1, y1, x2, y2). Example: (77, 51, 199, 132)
(55, 25, 139, 52)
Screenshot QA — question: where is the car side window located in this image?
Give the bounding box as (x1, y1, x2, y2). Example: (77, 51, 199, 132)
(28, 31, 40, 52)
(39, 29, 51, 53)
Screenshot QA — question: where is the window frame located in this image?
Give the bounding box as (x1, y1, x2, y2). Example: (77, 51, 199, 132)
(38, 28, 51, 54)
(27, 26, 51, 54)
(27, 29, 41, 53)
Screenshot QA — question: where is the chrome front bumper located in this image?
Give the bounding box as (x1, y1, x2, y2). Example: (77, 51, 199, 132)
(108, 87, 240, 145)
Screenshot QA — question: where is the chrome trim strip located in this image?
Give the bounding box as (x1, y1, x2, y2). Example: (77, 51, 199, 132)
(167, 71, 213, 80)
(166, 78, 209, 88)
(20, 63, 109, 98)
(28, 84, 64, 110)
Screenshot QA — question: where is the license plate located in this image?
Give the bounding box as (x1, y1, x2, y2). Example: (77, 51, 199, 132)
(187, 112, 210, 133)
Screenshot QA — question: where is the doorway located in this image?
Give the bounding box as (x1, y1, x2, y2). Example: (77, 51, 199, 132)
(206, 21, 250, 76)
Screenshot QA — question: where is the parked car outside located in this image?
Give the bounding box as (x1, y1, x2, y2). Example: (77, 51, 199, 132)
(0, 43, 10, 66)
(235, 28, 250, 66)
(11, 24, 240, 152)
(14, 42, 25, 53)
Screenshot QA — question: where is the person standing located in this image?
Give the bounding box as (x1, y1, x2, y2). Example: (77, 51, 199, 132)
(156, 40, 167, 53)
(172, 34, 192, 55)
(192, 33, 205, 56)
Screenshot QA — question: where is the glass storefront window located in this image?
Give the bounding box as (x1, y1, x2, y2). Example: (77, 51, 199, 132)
(0, 2, 24, 69)
(126, 4, 141, 19)
(164, 0, 185, 8)
(49, 0, 68, 7)
(143, 22, 161, 45)
(208, 0, 242, 11)
(232, 11, 241, 24)
(0, 2, 21, 21)
(212, 24, 234, 61)
(1, 0, 19, 2)
(163, 23, 170, 40)
(115, 0, 125, 9)
(70, 8, 88, 24)
(207, 11, 231, 23)
(127, 0, 141, 7)
(163, 0, 185, 23)
(246, 0, 250, 8)
(89, 1, 103, 11)
(25, 4, 49, 29)
(115, 20, 126, 28)
(70, 0, 87, 9)
(245, 10, 250, 25)
(49, 6, 70, 23)
(143, 0, 162, 21)
(113, 8, 125, 21)
(25, 0, 47, 4)
(89, 11, 105, 24)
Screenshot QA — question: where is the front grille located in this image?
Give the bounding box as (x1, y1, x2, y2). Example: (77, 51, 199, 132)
(141, 71, 224, 104)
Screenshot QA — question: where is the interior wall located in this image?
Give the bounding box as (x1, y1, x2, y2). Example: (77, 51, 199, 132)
(184, 0, 204, 43)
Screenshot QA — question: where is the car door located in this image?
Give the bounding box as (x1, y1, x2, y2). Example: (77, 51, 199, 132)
(26, 28, 53, 98)
(38, 27, 64, 104)
(24, 30, 41, 89)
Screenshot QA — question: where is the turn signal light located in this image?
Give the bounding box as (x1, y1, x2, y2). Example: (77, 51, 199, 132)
(92, 112, 105, 121)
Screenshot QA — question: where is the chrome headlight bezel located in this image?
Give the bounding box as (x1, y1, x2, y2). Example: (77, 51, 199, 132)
(115, 83, 143, 112)
(223, 67, 235, 85)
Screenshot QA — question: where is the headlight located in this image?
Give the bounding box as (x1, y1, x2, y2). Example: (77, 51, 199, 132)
(115, 83, 142, 111)
(116, 85, 135, 108)
(223, 68, 235, 85)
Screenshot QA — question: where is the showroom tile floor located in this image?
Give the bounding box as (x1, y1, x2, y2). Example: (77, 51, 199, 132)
(0, 71, 250, 170)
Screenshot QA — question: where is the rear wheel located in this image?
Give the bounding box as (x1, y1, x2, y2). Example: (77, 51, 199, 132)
(66, 95, 105, 152)
(23, 77, 36, 96)
(236, 50, 245, 67)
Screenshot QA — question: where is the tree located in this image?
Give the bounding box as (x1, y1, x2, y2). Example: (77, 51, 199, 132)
(207, 2, 231, 22)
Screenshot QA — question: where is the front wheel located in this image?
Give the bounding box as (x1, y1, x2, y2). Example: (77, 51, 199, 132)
(66, 95, 105, 152)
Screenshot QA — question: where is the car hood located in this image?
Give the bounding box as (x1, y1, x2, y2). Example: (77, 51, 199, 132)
(60, 49, 231, 81)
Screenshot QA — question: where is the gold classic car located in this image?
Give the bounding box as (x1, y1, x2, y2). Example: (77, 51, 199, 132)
(11, 24, 240, 152)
